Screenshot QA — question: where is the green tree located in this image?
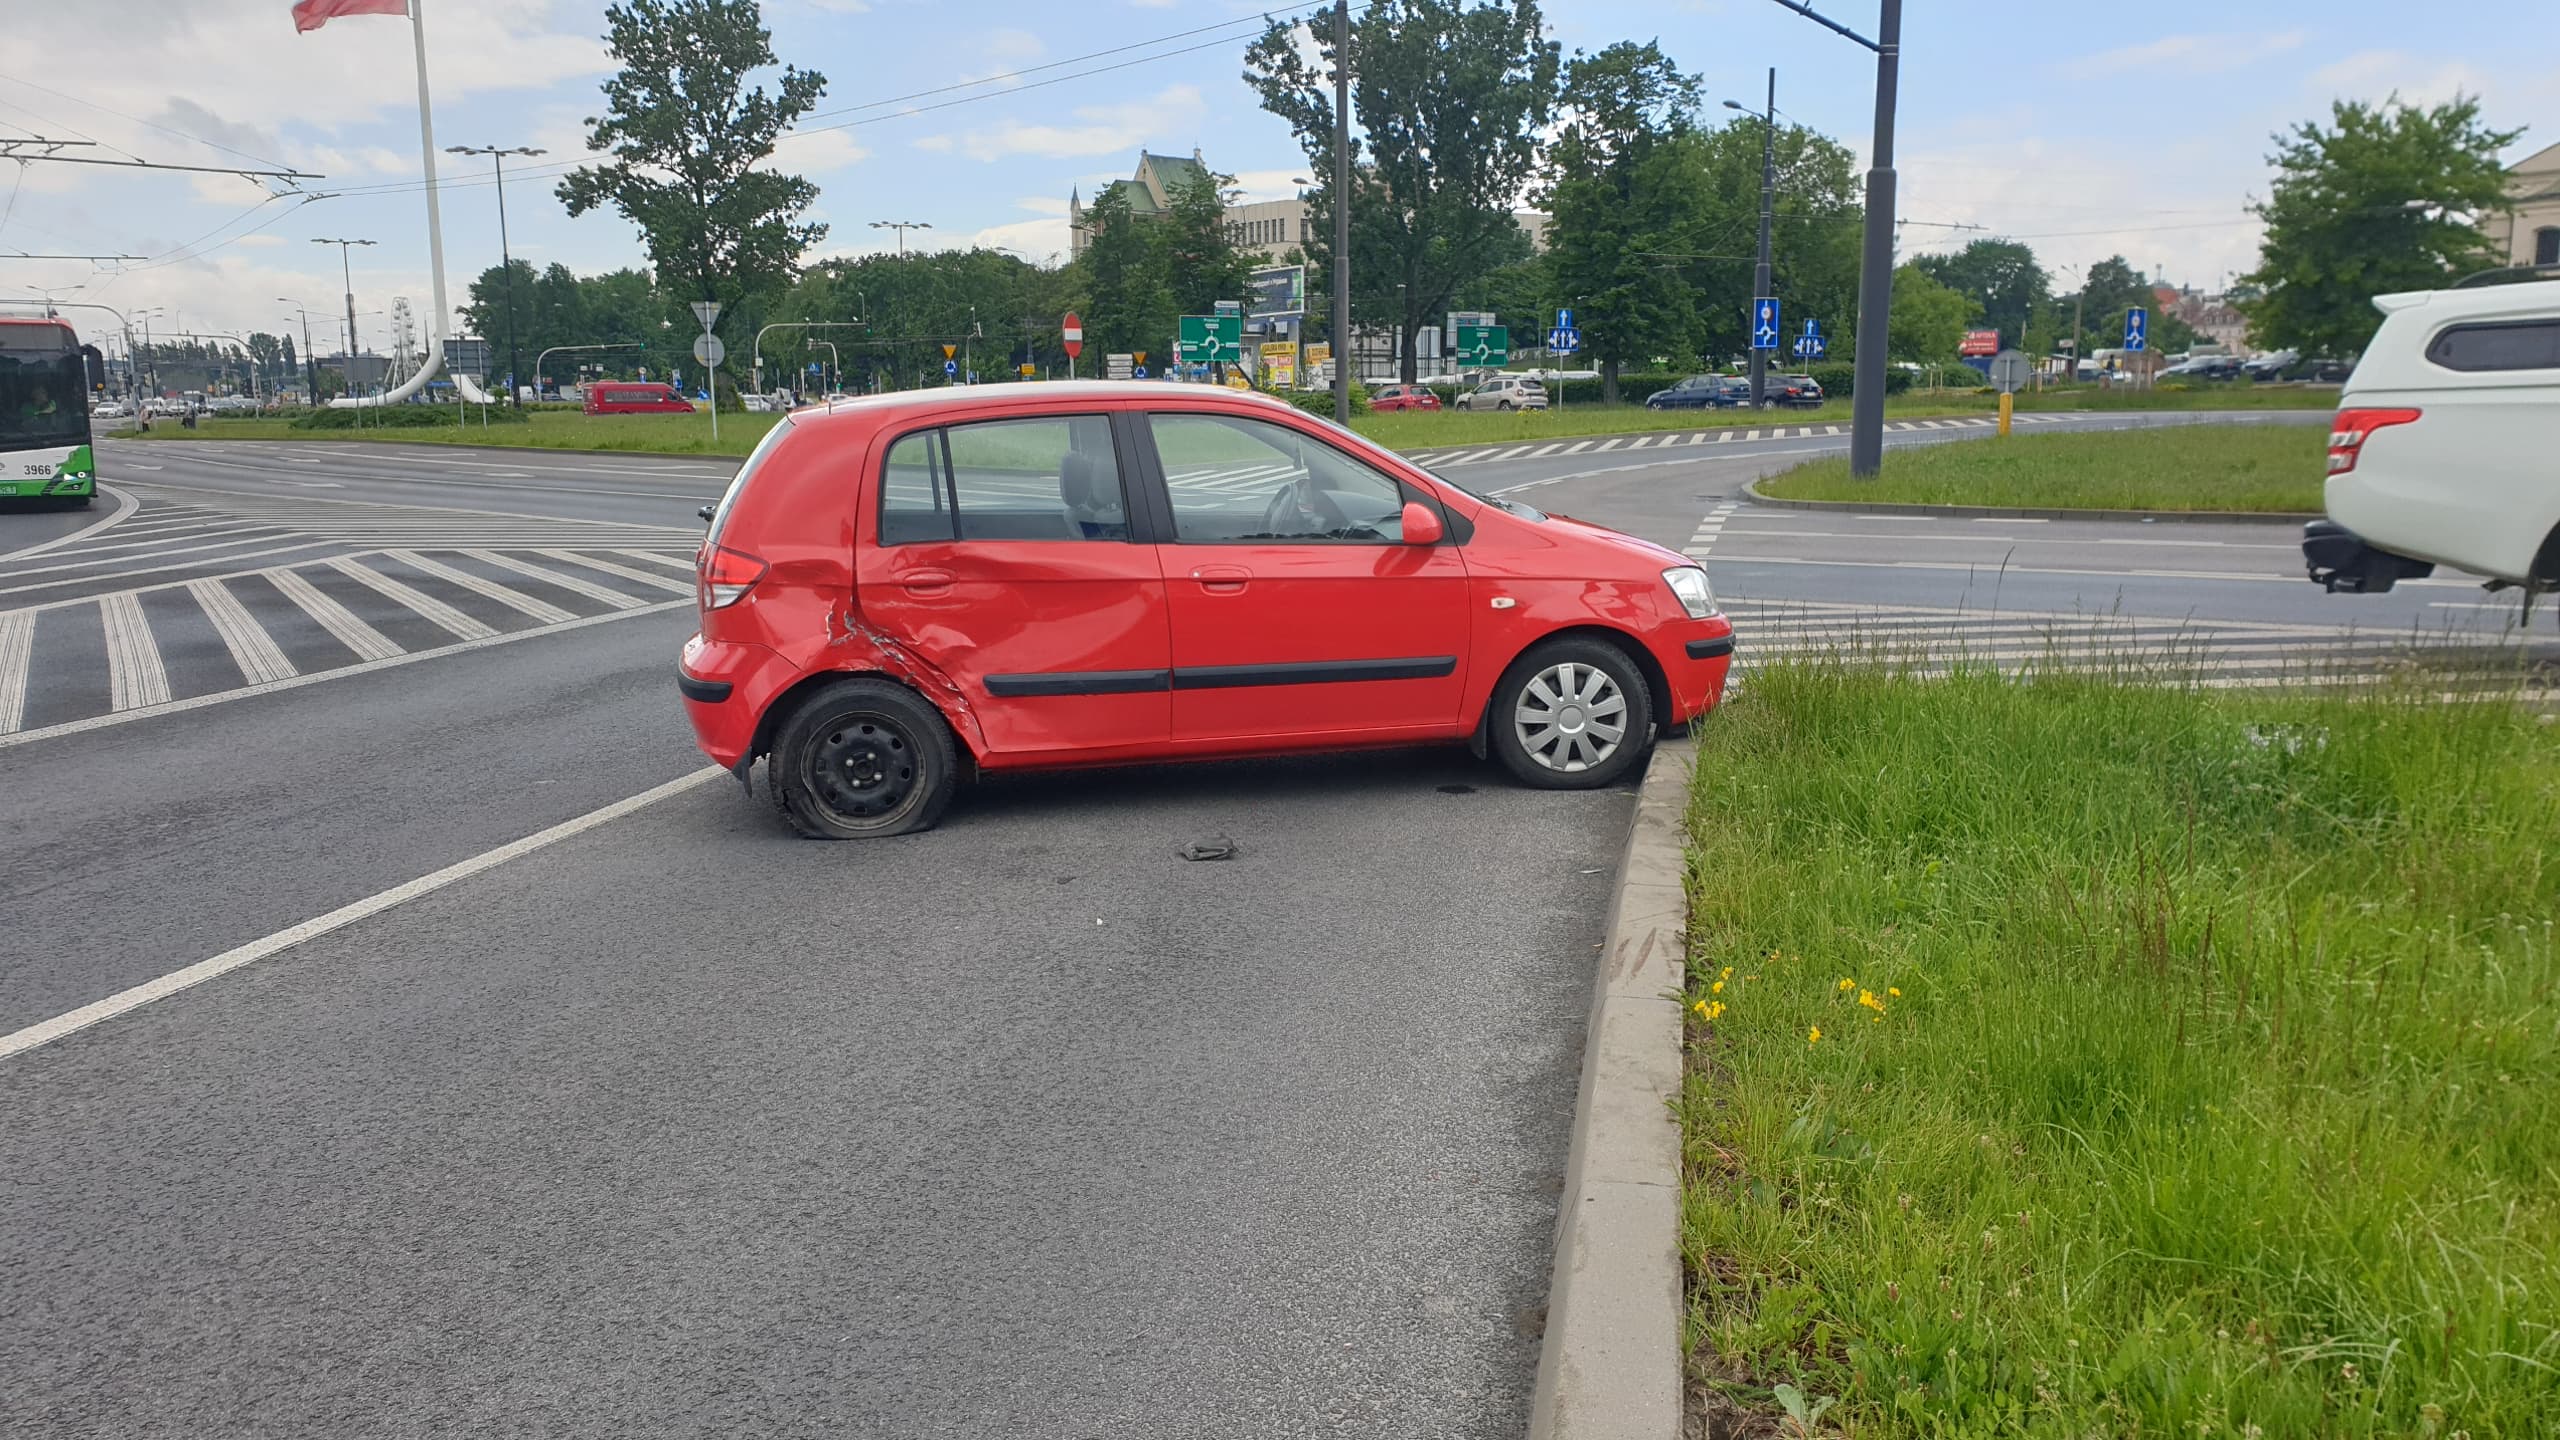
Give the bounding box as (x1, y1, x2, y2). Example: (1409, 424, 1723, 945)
(1911, 239, 2048, 349)
(1246, 0, 1561, 381)
(1160, 169, 1255, 319)
(1539, 41, 1706, 401)
(557, 0, 828, 398)
(2060, 254, 2194, 360)
(2240, 96, 2519, 359)
(1884, 263, 1979, 363)
(1078, 186, 1176, 359)
(1679, 120, 1864, 365)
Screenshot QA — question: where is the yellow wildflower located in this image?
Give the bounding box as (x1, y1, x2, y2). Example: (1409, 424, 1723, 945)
(1838, 978, 1856, 993)
(1712, 980, 1725, 994)
(1809, 1026, 1823, 1045)
(1691, 999, 1710, 1016)
(1888, 987, 1902, 998)
(1721, 967, 1734, 980)
(1859, 989, 1887, 1014)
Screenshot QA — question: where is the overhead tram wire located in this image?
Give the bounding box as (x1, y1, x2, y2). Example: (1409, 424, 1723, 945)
(0, 70, 301, 175)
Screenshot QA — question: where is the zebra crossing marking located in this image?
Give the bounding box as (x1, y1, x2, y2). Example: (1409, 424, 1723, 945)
(328, 557, 498, 640)
(100, 591, 171, 712)
(186, 578, 298, 685)
(382, 550, 578, 625)
(265, 567, 404, 662)
(465, 550, 648, 611)
(540, 549, 697, 594)
(0, 609, 31, 733)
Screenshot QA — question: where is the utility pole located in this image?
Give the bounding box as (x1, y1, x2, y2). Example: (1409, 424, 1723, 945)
(448, 144, 544, 404)
(312, 237, 376, 399)
(869, 219, 932, 254)
(1738, 68, 1777, 410)
(1330, 0, 1352, 423)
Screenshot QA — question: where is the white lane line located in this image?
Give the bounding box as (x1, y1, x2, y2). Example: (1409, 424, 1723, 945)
(1491, 445, 1535, 460)
(1529, 442, 1568, 457)
(265, 566, 403, 661)
(1626, 435, 1655, 449)
(1716, 430, 1736, 442)
(1708, 554, 2302, 583)
(123, 468, 700, 530)
(1972, 516, 2048, 524)
(0, 608, 32, 733)
(610, 548, 704, 573)
(0, 764, 725, 1062)
(382, 550, 576, 624)
(1595, 438, 1626, 451)
(1824, 425, 1841, 435)
(185, 578, 297, 684)
(328, 556, 498, 640)
(1564, 440, 1596, 454)
(0, 482, 141, 563)
(100, 590, 171, 711)
(0, 532, 315, 582)
(466, 549, 644, 610)
(539, 549, 696, 594)
(0, 597, 687, 753)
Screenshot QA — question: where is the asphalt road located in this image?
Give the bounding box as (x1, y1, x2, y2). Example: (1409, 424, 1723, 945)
(4, 412, 2547, 1437)
(3, 434, 1633, 1437)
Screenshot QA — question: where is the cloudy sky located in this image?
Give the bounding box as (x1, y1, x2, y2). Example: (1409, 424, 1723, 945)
(2, 0, 2550, 356)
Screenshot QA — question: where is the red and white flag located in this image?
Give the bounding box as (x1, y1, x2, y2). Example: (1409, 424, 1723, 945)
(293, 0, 408, 32)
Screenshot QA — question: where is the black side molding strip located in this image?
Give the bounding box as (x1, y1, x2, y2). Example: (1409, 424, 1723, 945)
(677, 670, 734, 703)
(1173, 656, 1457, 690)
(982, 656, 1461, 696)
(985, 669, 1172, 697)
(1686, 637, 1736, 661)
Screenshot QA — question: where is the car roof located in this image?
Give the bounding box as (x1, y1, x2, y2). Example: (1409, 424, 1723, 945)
(780, 379, 1309, 431)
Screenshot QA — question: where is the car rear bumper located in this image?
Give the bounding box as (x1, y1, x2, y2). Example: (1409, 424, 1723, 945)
(679, 633, 787, 769)
(2302, 519, 2435, 594)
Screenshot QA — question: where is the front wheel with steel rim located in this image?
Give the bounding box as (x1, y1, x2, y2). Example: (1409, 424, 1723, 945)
(769, 677, 959, 838)
(1487, 638, 1655, 790)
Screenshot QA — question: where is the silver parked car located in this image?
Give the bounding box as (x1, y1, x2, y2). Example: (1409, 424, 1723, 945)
(1455, 374, 1549, 411)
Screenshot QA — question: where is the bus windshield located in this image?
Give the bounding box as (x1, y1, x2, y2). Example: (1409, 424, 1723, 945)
(0, 335, 90, 453)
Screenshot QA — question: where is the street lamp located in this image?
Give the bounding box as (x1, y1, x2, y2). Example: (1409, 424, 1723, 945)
(1725, 69, 1780, 410)
(447, 144, 545, 403)
(310, 237, 377, 395)
(869, 219, 931, 254)
(278, 298, 323, 401)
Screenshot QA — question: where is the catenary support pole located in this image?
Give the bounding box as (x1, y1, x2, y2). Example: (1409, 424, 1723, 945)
(1847, 0, 1900, 477)
(1748, 66, 1776, 411)
(1330, 0, 1351, 424)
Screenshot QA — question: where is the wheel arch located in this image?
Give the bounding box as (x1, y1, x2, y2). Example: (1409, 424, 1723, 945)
(746, 666, 985, 775)
(2531, 520, 2560, 585)
(1470, 623, 1674, 757)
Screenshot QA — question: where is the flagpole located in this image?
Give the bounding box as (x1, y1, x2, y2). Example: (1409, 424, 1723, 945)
(409, 0, 451, 391)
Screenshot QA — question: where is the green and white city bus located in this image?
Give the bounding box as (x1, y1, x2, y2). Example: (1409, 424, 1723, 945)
(0, 315, 97, 508)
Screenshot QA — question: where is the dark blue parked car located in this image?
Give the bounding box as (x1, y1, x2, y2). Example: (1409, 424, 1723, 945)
(1646, 375, 1748, 410)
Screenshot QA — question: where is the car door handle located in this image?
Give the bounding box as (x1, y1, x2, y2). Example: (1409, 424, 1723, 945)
(1191, 565, 1251, 594)
(902, 568, 954, 594)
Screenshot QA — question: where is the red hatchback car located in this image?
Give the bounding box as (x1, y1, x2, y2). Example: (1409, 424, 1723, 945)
(678, 384, 1734, 837)
(1367, 383, 1443, 412)
(584, 382, 696, 415)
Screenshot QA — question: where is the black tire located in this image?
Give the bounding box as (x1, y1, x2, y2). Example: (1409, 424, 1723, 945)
(1486, 636, 1655, 790)
(768, 677, 958, 838)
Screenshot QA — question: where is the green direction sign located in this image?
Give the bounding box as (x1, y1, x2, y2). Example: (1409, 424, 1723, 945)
(1456, 323, 1510, 367)
(1179, 313, 1243, 364)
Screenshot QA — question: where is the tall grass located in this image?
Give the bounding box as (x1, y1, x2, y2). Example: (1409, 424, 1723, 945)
(1679, 662, 2560, 1437)
(1759, 423, 2328, 513)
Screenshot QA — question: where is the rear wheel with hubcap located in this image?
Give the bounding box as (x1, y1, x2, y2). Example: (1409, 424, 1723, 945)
(1488, 638, 1655, 789)
(770, 677, 958, 838)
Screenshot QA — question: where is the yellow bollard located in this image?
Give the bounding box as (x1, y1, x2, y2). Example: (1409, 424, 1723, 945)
(1997, 390, 2013, 437)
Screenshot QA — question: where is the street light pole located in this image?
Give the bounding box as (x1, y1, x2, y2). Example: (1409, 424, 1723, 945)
(312, 238, 376, 398)
(1731, 68, 1778, 410)
(869, 219, 932, 254)
(1848, 2, 1900, 476)
(1330, 0, 1352, 423)
(448, 145, 545, 404)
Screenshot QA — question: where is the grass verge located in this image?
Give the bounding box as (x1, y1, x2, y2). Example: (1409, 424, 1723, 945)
(124, 383, 2334, 461)
(1757, 423, 2327, 513)
(1678, 662, 2559, 1437)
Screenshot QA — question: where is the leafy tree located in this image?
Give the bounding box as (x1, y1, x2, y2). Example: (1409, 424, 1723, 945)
(2241, 96, 2519, 359)
(2060, 254, 2193, 360)
(1246, 0, 1561, 381)
(557, 0, 828, 397)
(1160, 170, 1256, 320)
(462, 259, 542, 361)
(1911, 239, 2048, 349)
(244, 331, 284, 375)
(1539, 42, 1706, 401)
(1679, 120, 1864, 365)
(1078, 186, 1176, 359)
(279, 332, 296, 374)
(1884, 263, 1979, 363)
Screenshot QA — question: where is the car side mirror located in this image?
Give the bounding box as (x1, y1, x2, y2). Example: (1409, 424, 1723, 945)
(1399, 500, 1445, 546)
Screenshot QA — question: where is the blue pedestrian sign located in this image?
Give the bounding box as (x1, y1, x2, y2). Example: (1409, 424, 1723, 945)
(2124, 307, 2148, 353)
(944, 358, 959, 379)
(1751, 297, 1782, 351)
(1792, 319, 1826, 360)
(1547, 326, 1581, 355)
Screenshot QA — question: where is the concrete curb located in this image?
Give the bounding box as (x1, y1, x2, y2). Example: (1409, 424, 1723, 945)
(1741, 478, 2315, 526)
(1529, 738, 1693, 1440)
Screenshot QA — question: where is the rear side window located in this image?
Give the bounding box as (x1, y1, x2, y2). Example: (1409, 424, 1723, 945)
(2426, 320, 2560, 372)
(878, 415, 1129, 544)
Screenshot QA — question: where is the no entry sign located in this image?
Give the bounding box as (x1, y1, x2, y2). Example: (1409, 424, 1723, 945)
(1061, 312, 1083, 360)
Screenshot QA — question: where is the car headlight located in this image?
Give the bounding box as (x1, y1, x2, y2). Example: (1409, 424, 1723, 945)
(1662, 565, 1718, 619)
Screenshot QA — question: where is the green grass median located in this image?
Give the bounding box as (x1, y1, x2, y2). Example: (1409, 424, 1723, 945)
(1758, 423, 2327, 513)
(1678, 663, 2558, 1437)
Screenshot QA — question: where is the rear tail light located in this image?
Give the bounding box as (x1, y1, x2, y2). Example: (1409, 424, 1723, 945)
(697, 543, 768, 609)
(2326, 407, 2420, 475)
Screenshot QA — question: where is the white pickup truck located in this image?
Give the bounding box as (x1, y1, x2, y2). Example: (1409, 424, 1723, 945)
(2304, 272, 2560, 601)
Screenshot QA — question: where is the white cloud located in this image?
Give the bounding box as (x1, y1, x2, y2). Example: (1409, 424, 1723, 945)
(914, 135, 955, 153)
(231, 234, 288, 248)
(2308, 51, 2498, 108)
(1229, 168, 1311, 203)
(1013, 196, 1070, 217)
(954, 216, 1071, 264)
(960, 85, 1205, 162)
(768, 128, 872, 173)
(2076, 30, 2308, 76)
